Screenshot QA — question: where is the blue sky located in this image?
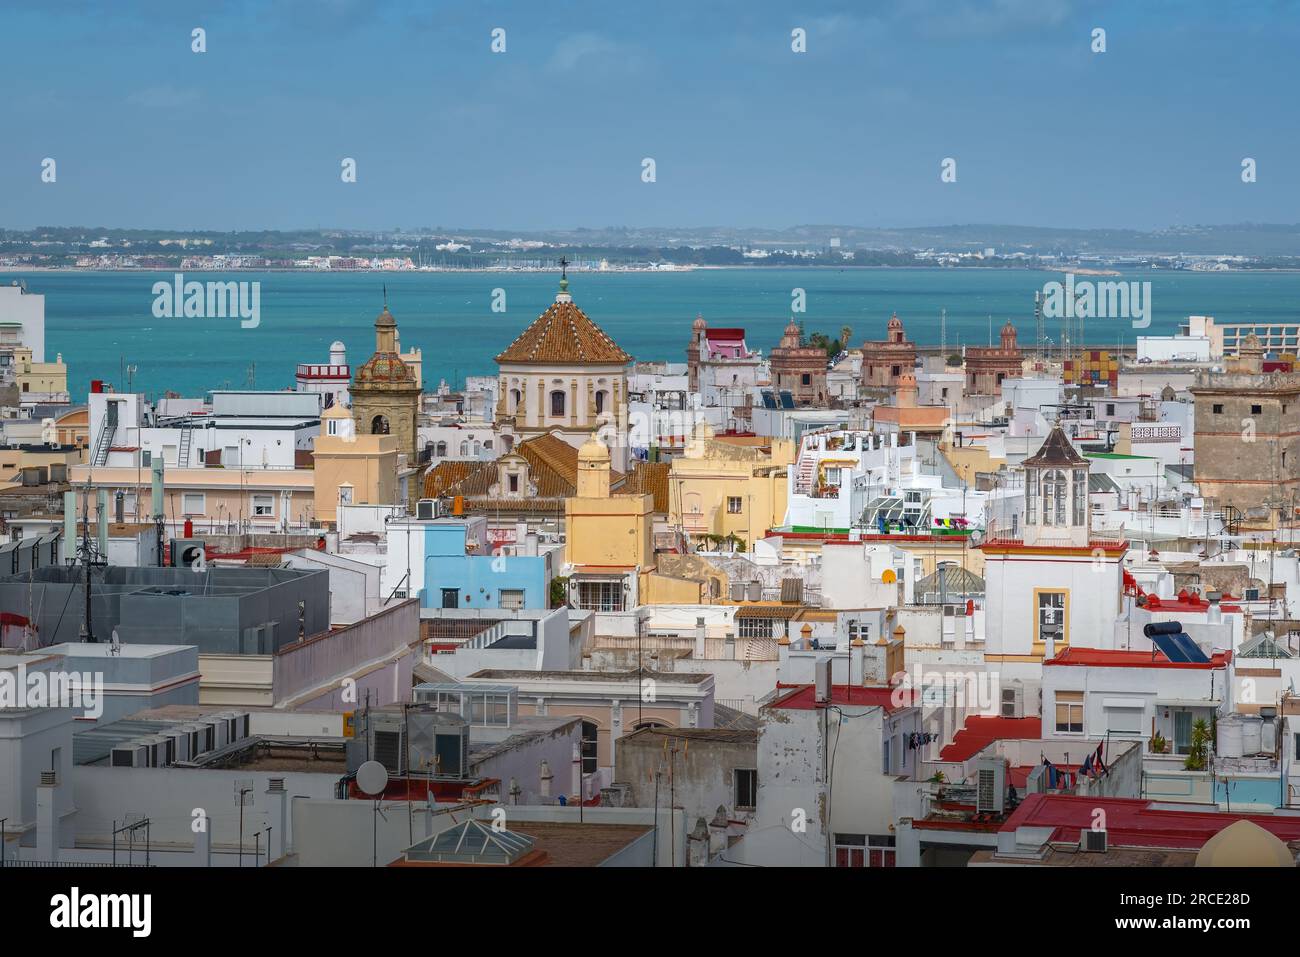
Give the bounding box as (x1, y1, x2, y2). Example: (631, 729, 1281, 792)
(1, 0, 1297, 231)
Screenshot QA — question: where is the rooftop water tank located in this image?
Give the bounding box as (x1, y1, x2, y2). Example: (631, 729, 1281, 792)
(1217, 715, 1243, 759)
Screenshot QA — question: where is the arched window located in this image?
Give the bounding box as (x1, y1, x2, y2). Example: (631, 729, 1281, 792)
(510, 388, 521, 411)
(371, 415, 389, 435)
(459, 440, 470, 456)
(1042, 469, 1067, 527)
(632, 720, 669, 732)
(595, 390, 607, 414)
(435, 441, 447, 456)
(550, 390, 566, 417)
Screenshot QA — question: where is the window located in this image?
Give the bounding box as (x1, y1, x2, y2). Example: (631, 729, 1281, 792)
(834, 834, 896, 868)
(508, 474, 519, 493)
(575, 579, 623, 612)
(1025, 469, 1037, 525)
(1055, 691, 1084, 733)
(1036, 590, 1067, 645)
(1072, 468, 1086, 526)
(499, 589, 525, 610)
(1212, 404, 1224, 414)
(727, 496, 743, 514)
(251, 494, 274, 517)
(1042, 469, 1067, 526)
(327, 419, 339, 436)
(181, 492, 205, 515)
(550, 390, 566, 417)
(441, 588, 459, 609)
(338, 486, 353, 506)
(801, 373, 811, 385)
(1106, 404, 1116, 416)
(734, 768, 757, 810)
(580, 721, 599, 775)
(1251, 404, 1262, 415)
(595, 390, 606, 414)
(738, 617, 774, 639)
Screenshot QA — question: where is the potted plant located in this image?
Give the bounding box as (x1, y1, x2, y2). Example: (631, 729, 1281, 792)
(1151, 732, 1168, 754)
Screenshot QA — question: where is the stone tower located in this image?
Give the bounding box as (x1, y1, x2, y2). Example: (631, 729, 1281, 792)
(350, 303, 421, 460)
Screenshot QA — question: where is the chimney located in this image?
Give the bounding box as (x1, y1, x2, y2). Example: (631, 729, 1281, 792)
(800, 622, 813, 650)
(36, 770, 59, 862)
(694, 617, 706, 658)
(1044, 633, 1055, 660)
(515, 521, 528, 553)
(526, 532, 539, 557)
(777, 635, 790, 681)
(539, 759, 553, 799)
(264, 777, 288, 863)
(582, 653, 592, 672)
(850, 638, 865, 686)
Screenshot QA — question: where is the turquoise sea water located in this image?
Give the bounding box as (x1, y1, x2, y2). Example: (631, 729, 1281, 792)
(2, 268, 1298, 398)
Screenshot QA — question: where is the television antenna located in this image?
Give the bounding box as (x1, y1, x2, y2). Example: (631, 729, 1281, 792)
(357, 760, 389, 867)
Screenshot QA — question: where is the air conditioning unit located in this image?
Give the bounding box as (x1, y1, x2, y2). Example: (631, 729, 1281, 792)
(166, 730, 189, 763)
(1000, 684, 1025, 719)
(136, 735, 168, 768)
(1080, 829, 1108, 852)
(1245, 588, 1260, 601)
(416, 499, 437, 520)
(111, 744, 148, 768)
(975, 757, 1007, 814)
(209, 717, 229, 750)
(170, 538, 206, 569)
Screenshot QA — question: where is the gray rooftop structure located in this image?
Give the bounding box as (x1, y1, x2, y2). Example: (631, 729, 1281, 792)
(0, 564, 329, 653)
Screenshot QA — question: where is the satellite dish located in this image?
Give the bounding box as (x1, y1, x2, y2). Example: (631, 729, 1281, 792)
(968, 529, 984, 546)
(356, 760, 389, 796)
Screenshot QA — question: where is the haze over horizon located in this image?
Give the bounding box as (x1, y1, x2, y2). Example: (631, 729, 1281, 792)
(2, 0, 1296, 232)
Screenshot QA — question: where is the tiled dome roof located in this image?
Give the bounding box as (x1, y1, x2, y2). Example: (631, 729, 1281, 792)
(496, 291, 631, 365)
(355, 352, 417, 386)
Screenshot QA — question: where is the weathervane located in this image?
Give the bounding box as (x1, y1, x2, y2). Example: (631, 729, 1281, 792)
(558, 256, 569, 280)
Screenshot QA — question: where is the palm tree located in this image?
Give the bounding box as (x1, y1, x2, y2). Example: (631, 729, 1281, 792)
(1184, 717, 1212, 771)
(839, 325, 852, 349)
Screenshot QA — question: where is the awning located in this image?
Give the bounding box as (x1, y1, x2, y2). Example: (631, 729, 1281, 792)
(1155, 698, 1221, 709)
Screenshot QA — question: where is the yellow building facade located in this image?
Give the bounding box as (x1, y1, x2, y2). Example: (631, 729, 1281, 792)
(564, 433, 653, 568)
(312, 404, 400, 524)
(667, 424, 793, 549)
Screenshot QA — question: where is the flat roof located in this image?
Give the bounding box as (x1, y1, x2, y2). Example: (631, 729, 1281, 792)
(1002, 793, 1300, 850)
(769, 683, 914, 714)
(1045, 647, 1230, 670)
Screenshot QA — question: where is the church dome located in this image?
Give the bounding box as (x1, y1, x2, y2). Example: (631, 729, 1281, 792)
(355, 353, 417, 386)
(354, 304, 417, 388)
(1195, 820, 1294, 867)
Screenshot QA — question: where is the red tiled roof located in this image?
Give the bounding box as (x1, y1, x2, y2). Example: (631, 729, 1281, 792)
(938, 716, 1042, 762)
(768, 683, 915, 714)
(1002, 793, 1300, 849)
(1044, 647, 1231, 669)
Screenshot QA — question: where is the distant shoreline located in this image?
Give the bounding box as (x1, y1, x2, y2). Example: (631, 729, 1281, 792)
(5, 264, 1299, 275)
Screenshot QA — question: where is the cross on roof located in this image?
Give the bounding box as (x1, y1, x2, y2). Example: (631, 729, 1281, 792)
(559, 256, 569, 280)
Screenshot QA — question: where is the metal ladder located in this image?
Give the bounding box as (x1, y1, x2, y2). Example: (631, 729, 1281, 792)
(92, 417, 115, 467)
(178, 425, 192, 468)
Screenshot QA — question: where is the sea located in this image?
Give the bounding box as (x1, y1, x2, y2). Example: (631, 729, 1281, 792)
(2, 267, 1298, 399)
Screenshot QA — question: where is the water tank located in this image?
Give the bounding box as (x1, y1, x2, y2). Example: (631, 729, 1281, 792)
(729, 581, 747, 601)
(1217, 716, 1243, 758)
(1241, 717, 1263, 755)
(746, 580, 763, 601)
(1261, 716, 1277, 754)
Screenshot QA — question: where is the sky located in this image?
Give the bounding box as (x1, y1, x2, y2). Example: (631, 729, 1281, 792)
(1, 0, 1297, 232)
